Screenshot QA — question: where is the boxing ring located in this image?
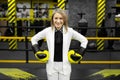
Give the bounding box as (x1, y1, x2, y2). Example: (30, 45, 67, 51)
(0, 36, 120, 64)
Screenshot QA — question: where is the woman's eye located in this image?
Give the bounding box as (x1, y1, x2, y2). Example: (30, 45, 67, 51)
(54, 17, 63, 20)
(60, 18, 63, 20)
(55, 17, 58, 19)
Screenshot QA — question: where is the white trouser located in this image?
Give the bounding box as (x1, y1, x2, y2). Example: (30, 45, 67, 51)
(47, 62, 71, 80)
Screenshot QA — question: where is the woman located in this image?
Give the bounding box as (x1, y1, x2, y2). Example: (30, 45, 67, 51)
(31, 9, 88, 80)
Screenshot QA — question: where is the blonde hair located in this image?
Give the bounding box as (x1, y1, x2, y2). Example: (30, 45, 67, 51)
(51, 9, 68, 32)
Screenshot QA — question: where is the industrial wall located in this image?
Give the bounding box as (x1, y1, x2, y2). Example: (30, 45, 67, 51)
(68, 0, 116, 37)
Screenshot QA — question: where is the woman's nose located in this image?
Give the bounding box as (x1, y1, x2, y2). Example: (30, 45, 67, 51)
(56, 19, 60, 23)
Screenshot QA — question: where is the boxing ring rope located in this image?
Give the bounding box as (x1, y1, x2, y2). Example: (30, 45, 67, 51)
(0, 36, 31, 40)
(1, 36, 120, 40)
(0, 36, 120, 64)
(0, 60, 120, 64)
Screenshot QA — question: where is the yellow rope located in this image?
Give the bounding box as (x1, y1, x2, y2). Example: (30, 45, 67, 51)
(1, 37, 120, 40)
(0, 60, 120, 64)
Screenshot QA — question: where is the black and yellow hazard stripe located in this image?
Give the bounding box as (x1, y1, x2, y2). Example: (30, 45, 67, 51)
(0, 38, 30, 42)
(8, 0, 17, 49)
(57, 0, 65, 10)
(0, 39, 10, 42)
(96, 0, 106, 51)
(0, 39, 26, 42)
(0, 68, 36, 79)
(9, 39, 17, 49)
(0, 37, 32, 42)
(8, 0, 16, 23)
(90, 69, 120, 78)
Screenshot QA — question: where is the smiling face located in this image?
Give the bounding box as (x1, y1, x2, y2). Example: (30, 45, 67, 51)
(53, 12, 64, 30)
(51, 9, 68, 32)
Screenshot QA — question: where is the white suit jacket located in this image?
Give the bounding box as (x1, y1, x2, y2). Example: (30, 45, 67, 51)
(31, 26, 88, 75)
